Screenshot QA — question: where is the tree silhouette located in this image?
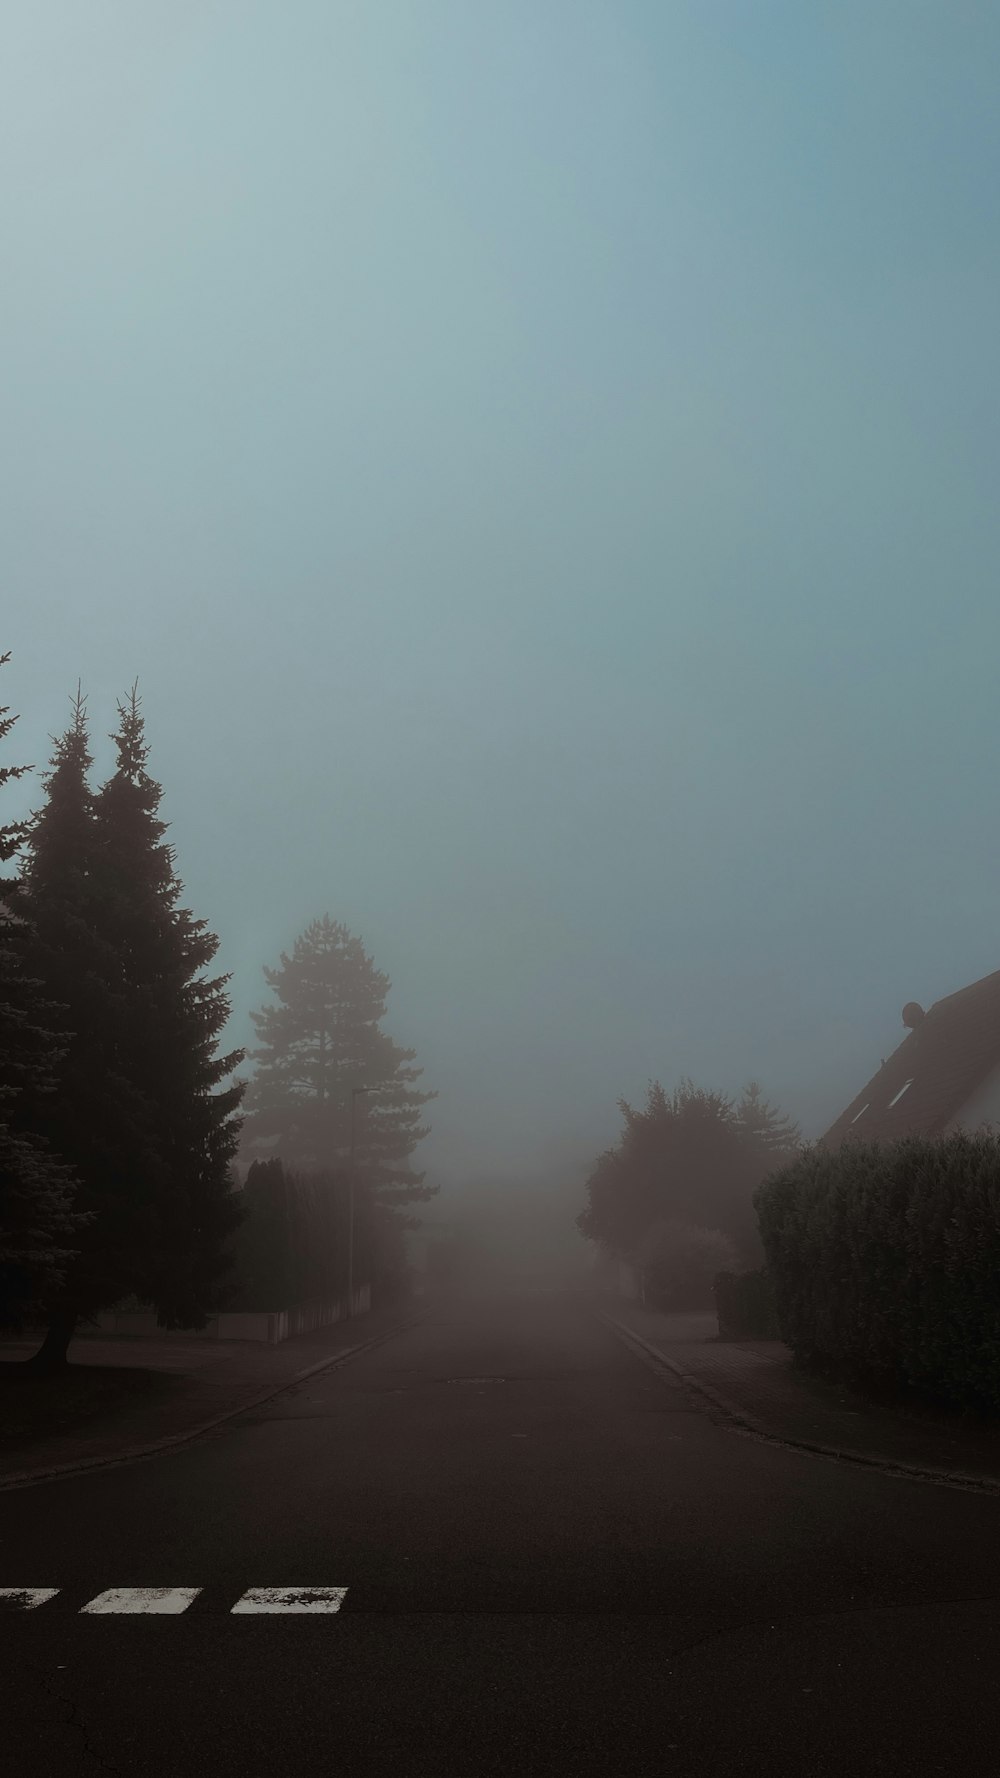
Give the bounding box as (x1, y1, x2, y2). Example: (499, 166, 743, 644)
(245, 914, 436, 1210)
(20, 687, 244, 1364)
(733, 1080, 802, 1158)
(578, 1077, 801, 1267)
(0, 659, 82, 1327)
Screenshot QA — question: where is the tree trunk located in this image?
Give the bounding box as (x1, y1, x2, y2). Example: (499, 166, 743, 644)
(27, 1307, 79, 1371)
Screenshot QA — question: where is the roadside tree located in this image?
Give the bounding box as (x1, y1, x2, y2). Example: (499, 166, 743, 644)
(577, 1077, 801, 1276)
(0, 659, 82, 1326)
(244, 914, 436, 1206)
(19, 688, 244, 1364)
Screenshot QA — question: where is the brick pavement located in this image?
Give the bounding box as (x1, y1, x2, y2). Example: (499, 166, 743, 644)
(603, 1299, 1000, 1492)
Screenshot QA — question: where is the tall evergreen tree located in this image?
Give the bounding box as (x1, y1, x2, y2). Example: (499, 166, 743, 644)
(19, 686, 244, 1363)
(0, 658, 82, 1327)
(14, 690, 125, 1360)
(89, 687, 245, 1329)
(245, 914, 436, 1209)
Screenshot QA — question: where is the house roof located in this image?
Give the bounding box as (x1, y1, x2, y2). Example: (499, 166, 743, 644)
(820, 968, 1000, 1147)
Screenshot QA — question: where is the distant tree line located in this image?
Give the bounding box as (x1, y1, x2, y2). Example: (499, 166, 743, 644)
(0, 655, 435, 1364)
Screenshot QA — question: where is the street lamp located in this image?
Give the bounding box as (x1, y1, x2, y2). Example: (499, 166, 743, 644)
(346, 1085, 385, 1317)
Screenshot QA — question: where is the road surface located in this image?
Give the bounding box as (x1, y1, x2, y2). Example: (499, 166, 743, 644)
(4, 1292, 1000, 1776)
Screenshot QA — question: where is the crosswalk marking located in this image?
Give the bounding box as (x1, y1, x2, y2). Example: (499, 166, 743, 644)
(231, 1588, 348, 1614)
(80, 1588, 202, 1614)
(0, 1584, 349, 1614)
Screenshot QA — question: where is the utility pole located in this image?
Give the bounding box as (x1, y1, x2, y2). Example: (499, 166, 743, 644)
(346, 1084, 381, 1317)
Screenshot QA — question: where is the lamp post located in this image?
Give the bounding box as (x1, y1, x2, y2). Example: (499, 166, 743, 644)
(346, 1085, 382, 1317)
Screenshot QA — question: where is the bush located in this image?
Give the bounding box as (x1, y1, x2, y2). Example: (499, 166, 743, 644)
(713, 1267, 779, 1339)
(634, 1219, 739, 1310)
(755, 1133, 1000, 1410)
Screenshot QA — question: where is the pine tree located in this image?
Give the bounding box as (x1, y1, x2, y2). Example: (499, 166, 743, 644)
(88, 687, 245, 1329)
(734, 1080, 802, 1159)
(19, 686, 244, 1363)
(245, 914, 436, 1209)
(0, 659, 82, 1327)
(14, 690, 124, 1360)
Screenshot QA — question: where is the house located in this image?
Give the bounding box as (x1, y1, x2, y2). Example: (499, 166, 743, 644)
(820, 968, 1000, 1148)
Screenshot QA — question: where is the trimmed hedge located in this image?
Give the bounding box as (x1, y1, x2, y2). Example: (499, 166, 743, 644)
(713, 1267, 779, 1339)
(754, 1132, 1000, 1410)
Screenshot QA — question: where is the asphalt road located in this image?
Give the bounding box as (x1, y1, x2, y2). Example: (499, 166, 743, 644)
(4, 1291, 1000, 1777)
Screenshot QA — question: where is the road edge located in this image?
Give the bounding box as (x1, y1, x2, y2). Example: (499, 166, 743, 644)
(0, 1311, 431, 1493)
(600, 1312, 1000, 1497)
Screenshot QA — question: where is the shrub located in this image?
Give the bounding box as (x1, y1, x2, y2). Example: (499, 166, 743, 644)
(634, 1219, 739, 1310)
(714, 1267, 779, 1339)
(755, 1133, 1000, 1410)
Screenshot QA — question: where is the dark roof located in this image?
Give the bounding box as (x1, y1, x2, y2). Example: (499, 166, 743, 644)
(820, 968, 1000, 1148)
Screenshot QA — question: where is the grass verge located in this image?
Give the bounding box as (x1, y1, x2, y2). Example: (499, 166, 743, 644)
(0, 1361, 182, 1449)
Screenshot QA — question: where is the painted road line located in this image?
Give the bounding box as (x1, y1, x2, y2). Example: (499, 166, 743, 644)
(0, 1589, 59, 1609)
(231, 1587, 348, 1614)
(81, 1588, 202, 1614)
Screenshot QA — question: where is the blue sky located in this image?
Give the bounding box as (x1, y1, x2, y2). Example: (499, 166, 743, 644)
(4, 2, 1000, 1188)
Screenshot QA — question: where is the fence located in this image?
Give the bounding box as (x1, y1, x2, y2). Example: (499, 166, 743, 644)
(93, 1285, 371, 1345)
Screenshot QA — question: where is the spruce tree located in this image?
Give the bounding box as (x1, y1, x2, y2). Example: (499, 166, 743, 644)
(14, 691, 124, 1360)
(734, 1080, 802, 1160)
(245, 914, 436, 1209)
(0, 658, 82, 1327)
(19, 686, 244, 1362)
(89, 687, 245, 1329)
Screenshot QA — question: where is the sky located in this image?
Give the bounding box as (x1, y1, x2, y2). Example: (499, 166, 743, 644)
(4, 2, 1000, 1195)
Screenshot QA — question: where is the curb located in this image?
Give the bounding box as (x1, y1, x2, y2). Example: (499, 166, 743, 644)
(600, 1312, 1000, 1498)
(0, 1311, 431, 1494)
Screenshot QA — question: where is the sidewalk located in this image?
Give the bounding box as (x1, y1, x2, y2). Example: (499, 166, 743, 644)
(0, 1301, 427, 1490)
(602, 1299, 1000, 1493)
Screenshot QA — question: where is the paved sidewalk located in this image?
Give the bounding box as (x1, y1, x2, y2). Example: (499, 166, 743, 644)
(0, 1301, 427, 1489)
(602, 1299, 1000, 1492)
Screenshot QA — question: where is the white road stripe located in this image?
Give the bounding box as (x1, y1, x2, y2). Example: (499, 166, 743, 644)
(81, 1588, 202, 1614)
(231, 1587, 348, 1614)
(0, 1588, 59, 1609)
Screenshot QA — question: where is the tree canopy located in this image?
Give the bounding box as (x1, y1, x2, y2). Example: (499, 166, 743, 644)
(577, 1077, 802, 1267)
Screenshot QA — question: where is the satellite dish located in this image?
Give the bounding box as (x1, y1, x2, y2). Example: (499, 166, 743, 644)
(902, 1002, 925, 1029)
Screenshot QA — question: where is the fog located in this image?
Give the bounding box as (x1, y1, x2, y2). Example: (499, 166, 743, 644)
(5, 2, 1000, 1201)
(416, 1158, 598, 1299)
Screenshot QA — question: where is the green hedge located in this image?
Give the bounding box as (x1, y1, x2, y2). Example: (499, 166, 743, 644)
(713, 1267, 780, 1339)
(754, 1133, 1000, 1410)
